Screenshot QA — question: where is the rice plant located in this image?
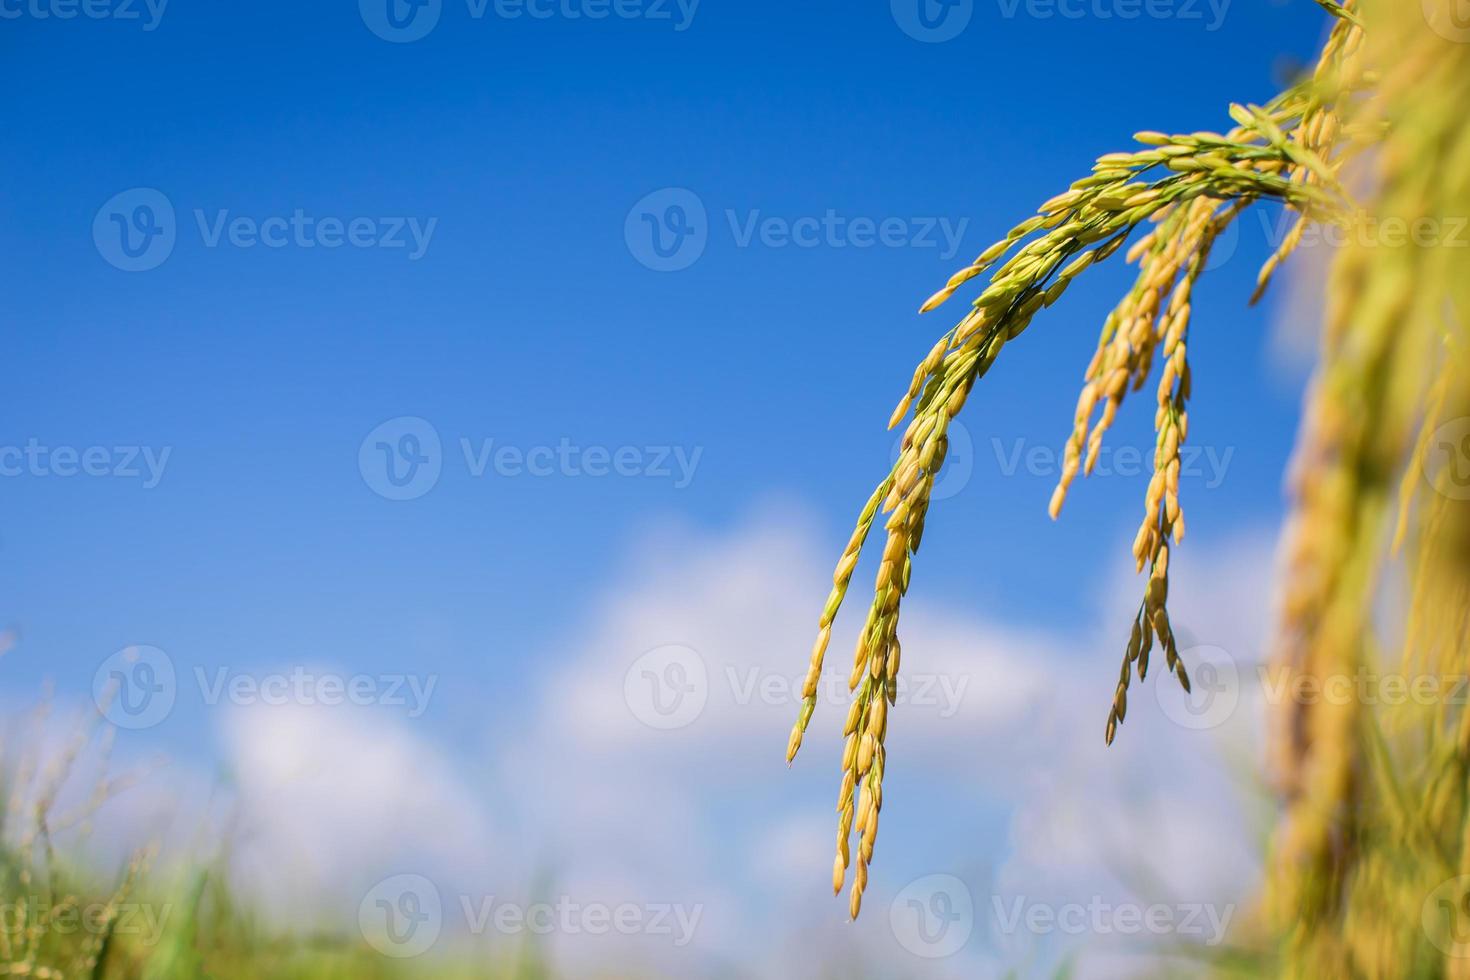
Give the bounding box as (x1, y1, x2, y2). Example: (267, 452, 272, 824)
(790, 5, 1470, 973)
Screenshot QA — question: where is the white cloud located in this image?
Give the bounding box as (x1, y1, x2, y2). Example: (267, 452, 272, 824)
(219, 701, 499, 927)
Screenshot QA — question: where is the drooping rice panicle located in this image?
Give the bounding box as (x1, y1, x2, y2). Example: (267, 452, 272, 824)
(794, 1, 1373, 922)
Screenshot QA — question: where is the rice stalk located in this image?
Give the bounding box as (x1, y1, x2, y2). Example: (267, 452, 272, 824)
(789, 2, 1411, 924)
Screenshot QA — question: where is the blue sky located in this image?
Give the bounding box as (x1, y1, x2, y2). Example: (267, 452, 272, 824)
(3, 1, 1331, 974)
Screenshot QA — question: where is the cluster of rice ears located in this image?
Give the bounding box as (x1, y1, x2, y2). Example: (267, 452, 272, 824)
(790, 5, 1470, 972)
